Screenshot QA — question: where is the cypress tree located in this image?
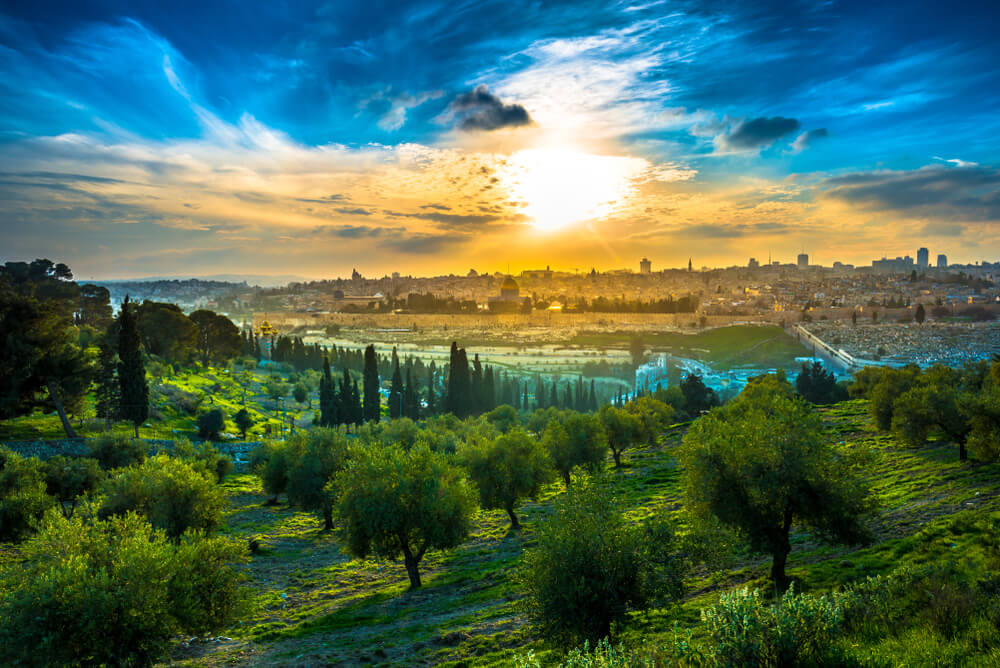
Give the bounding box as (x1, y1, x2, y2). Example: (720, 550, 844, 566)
(352, 379, 363, 425)
(363, 344, 380, 423)
(117, 295, 148, 438)
(471, 354, 484, 413)
(95, 338, 119, 428)
(389, 355, 403, 419)
(523, 383, 529, 410)
(320, 355, 335, 427)
(446, 342, 459, 414)
(426, 367, 436, 415)
(589, 379, 598, 411)
(483, 366, 496, 411)
(513, 378, 521, 410)
(404, 366, 418, 419)
(549, 383, 558, 409)
(454, 348, 471, 418)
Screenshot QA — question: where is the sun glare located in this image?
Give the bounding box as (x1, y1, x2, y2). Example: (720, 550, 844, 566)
(498, 148, 647, 231)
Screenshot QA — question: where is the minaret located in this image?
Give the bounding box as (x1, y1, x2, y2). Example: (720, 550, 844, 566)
(688, 258, 692, 272)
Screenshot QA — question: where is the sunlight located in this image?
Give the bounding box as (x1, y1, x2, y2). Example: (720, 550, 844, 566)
(498, 148, 648, 231)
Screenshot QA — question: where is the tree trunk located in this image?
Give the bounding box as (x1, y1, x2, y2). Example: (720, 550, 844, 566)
(562, 470, 572, 488)
(402, 546, 422, 588)
(959, 441, 968, 462)
(612, 447, 622, 468)
(323, 504, 333, 531)
(46, 382, 77, 438)
(770, 511, 794, 590)
(133, 421, 139, 438)
(506, 505, 520, 531)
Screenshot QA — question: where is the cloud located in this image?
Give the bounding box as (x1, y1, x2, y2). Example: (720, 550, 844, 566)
(791, 128, 829, 153)
(719, 116, 801, 151)
(672, 222, 792, 238)
(934, 156, 979, 168)
(380, 232, 467, 254)
(821, 164, 1000, 221)
(447, 85, 532, 131)
(359, 87, 443, 131)
(384, 209, 502, 228)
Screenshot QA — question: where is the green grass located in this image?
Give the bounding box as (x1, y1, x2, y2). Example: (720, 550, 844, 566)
(154, 397, 1000, 666)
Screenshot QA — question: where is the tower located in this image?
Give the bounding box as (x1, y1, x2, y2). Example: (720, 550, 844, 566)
(917, 247, 929, 269)
(639, 258, 651, 274)
(688, 258, 692, 272)
(797, 253, 809, 270)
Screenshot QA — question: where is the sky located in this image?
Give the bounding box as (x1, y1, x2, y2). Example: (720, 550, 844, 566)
(1, 0, 999, 279)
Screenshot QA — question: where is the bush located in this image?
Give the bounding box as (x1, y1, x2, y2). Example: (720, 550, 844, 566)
(197, 407, 226, 440)
(43, 455, 104, 517)
(285, 429, 352, 530)
(173, 439, 233, 483)
(0, 511, 247, 666)
(234, 407, 254, 439)
(520, 481, 691, 646)
(699, 585, 843, 667)
(0, 447, 55, 542)
(88, 433, 147, 471)
(251, 441, 292, 503)
(99, 455, 227, 539)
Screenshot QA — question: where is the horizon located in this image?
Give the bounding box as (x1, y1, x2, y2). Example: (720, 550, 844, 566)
(2, 1, 999, 277)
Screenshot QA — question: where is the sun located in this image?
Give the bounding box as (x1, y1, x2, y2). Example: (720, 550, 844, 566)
(498, 148, 648, 231)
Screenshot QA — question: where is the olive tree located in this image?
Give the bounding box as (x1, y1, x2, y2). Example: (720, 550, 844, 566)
(335, 444, 476, 588)
(598, 405, 642, 468)
(0, 511, 246, 667)
(43, 455, 104, 517)
(541, 412, 607, 487)
(679, 377, 874, 588)
(98, 455, 227, 539)
(459, 428, 553, 529)
(284, 429, 351, 530)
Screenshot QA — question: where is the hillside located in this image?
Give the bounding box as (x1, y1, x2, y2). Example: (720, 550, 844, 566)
(166, 400, 1000, 666)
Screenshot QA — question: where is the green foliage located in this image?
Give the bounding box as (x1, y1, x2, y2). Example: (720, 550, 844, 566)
(698, 585, 844, 667)
(251, 440, 292, 501)
(625, 396, 675, 443)
(173, 438, 233, 483)
(118, 296, 149, 436)
(599, 405, 643, 468)
(795, 361, 848, 404)
(197, 406, 226, 440)
(88, 432, 147, 470)
(519, 481, 692, 647)
(99, 455, 227, 539)
(869, 365, 920, 430)
(679, 376, 874, 586)
(542, 412, 608, 487)
(0, 511, 247, 667)
(189, 309, 243, 365)
(485, 404, 520, 433)
(0, 447, 55, 542)
(335, 443, 477, 588)
(43, 455, 104, 517)
(136, 300, 198, 364)
(459, 427, 553, 529)
(285, 429, 352, 530)
(234, 407, 254, 439)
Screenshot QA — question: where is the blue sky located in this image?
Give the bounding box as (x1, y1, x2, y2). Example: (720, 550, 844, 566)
(1, 0, 999, 278)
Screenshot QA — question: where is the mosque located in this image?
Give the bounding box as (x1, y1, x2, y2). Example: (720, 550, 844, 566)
(488, 275, 530, 312)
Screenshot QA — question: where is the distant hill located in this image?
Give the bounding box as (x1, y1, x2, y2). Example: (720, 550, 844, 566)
(92, 274, 308, 288)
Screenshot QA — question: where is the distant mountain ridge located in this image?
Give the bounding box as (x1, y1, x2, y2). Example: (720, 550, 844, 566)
(89, 274, 309, 288)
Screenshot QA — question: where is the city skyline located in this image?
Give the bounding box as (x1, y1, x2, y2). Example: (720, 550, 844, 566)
(2, 1, 999, 278)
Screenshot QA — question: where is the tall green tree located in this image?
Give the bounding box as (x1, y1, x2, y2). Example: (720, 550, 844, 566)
(363, 344, 380, 423)
(679, 377, 873, 587)
(425, 367, 436, 415)
(117, 296, 149, 437)
(136, 301, 198, 364)
(189, 310, 242, 366)
(389, 353, 404, 419)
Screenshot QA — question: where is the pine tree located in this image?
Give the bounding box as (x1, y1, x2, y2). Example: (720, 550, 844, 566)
(117, 295, 148, 438)
(389, 355, 403, 419)
(363, 344, 380, 423)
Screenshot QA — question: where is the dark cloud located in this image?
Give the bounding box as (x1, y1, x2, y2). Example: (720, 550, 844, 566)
(294, 194, 346, 204)
(333, 207, 373, 216)
(420, 203, 452, 211)
(672, 222, 792, 238)
(791, 128, 829, 152)
(0, 171, 131, 185)
(383, 209, 501, 228)
(318, 225, 384, 239)
(821, 164, 1000, 220)
(449, 85, 532, 131)
(380, 232, 468, 255)
(723, 116, 801, 150)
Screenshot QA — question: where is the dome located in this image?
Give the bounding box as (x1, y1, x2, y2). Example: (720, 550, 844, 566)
(500, 275, 519, 292)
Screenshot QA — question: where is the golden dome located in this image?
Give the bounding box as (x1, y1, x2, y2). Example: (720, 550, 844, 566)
(500, 275, 519, 292)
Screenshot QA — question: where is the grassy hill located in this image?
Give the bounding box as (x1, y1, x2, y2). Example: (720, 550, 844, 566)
(165, 400, 1000, 666)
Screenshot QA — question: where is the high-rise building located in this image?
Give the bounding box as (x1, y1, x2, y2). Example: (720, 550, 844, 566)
(917, 247, 929, 268)
(639, 258, 651, 274)
(748, 257, 759, 269)
(937, 254, 948, 268)
(797, 253, 809, 269)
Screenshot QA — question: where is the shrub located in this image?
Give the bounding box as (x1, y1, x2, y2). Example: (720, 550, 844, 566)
(234, 407, 254, 439)
(251, 441, 292, 503)
(197, 407, 226, 440)
(173, 439, 233, 483)
(285, 429, 352, 530)
(485, 404, 520, 433)
(88, 433, 147, 471)
(0, 511, 247, 666)
(43, 455, 104, 517)
(699, 585, 843, 667)
(99, 455, 227, 539)
(0, 447, 55, 542)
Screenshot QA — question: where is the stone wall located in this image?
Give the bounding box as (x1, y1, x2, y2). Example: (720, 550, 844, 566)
(1, 438, 263, 472)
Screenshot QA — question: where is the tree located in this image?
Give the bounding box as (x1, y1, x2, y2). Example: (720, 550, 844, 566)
(795, 361, 846, 404)
(189, 309, 243, 366)
(520, 481, 696, 646)
(234, 407, 254, 439)
(284, 429, 351, 530)
(363, 344, 380, 423)
(915, 303, 926, 325)
(892, 366, 975, 460)
(99, 455, 227, 540)
(118, 296, 149, 438)
(94, 337, 120, 427)
(680, 372, 717, 416)
(446, 342, 471, 418)
(0, 447, 55, 542)
(598, 405, 643, 468)
(0, 282, 92, 438)
(43, 455, 104, 518)
(88, 433, 147, 471)
(335, 444, 477, 588)
(459, 428, 553, 529)
(626, 396, 675, 445)
(293, 381, 309, 406)
(869, 366, 920, 430)
(542, 413, 608, 487)
(251, 441, 292, 504)
(485, 404, 519, 433)
(136, 301, 198, 364)
(389, 353, 404, 419)
(679, 383, 873, 588)
(197, 407, 226, 440)
(0, 512, 246, 667)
